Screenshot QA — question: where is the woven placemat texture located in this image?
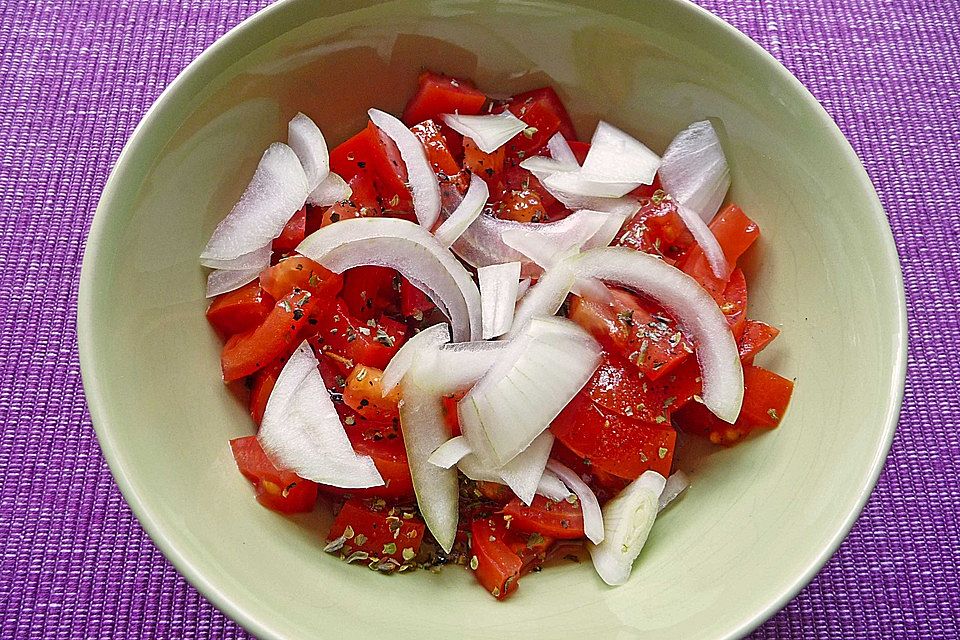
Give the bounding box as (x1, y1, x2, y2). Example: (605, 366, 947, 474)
(1, 0, 957, 637)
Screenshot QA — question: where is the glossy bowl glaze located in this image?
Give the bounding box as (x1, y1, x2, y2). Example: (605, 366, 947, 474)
(79, 1, 906, 638)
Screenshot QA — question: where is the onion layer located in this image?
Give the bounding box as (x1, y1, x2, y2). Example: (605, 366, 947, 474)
(547, 459, 604, 544)
(442, 112, 527, 154)
(478, 262, 521, 339)
(433, 174, 488, 248)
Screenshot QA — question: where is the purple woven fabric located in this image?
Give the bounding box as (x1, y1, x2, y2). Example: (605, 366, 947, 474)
(0, 0, 957, 637)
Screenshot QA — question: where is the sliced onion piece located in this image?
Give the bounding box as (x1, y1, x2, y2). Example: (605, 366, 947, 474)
(659, 120, 730, 224)
(442, 112, 527, 154)
(546, 132, 579, 167)
(458, 316, 602, 467)
(542, 171, 639, 200)
(478, 262, 521, 339)
(259, 342, 383, 488)
(205, 266, 262, 298)
(200, 143, 310, 262)
(368, 109, 441, 229)
(504, 261, 577, 339)
(297, 218, 481, 342)
(308, 171, 351, 207)
(428, 435, 472, 469)
(658, 471, 690, 512)
(287, 112, 329, 191)
(677, 201, 729, 279)
(433, 174, 488, 248)
(516, 278, 532, 300)
(201, 245, 272, 271)
(581, 121, 660, 186)
(496, 431, 555, 505)
(399, 362, 459, 553)
(588, 470, 666, 586)
(537, 468, 573, 501)
(501, 209, 622, 269)
(547, 460, 604, 544)
(571, 247, 743, 422)
(380, 324, 450, 395)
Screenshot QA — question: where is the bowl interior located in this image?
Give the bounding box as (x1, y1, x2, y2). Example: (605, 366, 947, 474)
(80, 1, 905, 639)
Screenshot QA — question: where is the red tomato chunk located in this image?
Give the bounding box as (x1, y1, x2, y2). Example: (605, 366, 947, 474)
(230, 436, 318, 513)
(327, 498, 425, 566)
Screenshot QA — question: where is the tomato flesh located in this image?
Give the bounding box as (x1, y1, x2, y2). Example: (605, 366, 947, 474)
(495, 188, 548, 222)
(463, 136, 505, 190)
(342, 365, 400, 423)
(329, 122, 411, 212)
(470, 516, 523, 599)
(399, 275, 435, 320)
(340, 265, 400, 321)
(615, 196, 694, 263)
(338, 422, 415, 499)
(503, 87, 577, 157)
(402, 71, 487, 126)
(410, 119, 461, 177)
(738, 320, 780, 364)
(327, 498, 425, 564)
(679, 204, 759, 300)
(502, 495, 585, 539)
(272, 206, 306, 253)
(249, 358, 285, 425)
(206, 280, 275, 337)
(310, 299, 408, 373)
(230, 436, 318, 513)
(259, 255, 343, 301)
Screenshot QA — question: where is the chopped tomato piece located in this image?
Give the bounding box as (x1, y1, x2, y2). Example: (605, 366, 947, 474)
(673, 365, 794, 445)
(249, 358, 285, 425)
(310, 299, 407, 373)
(329, 122, 412, 212)
(505, 529, 555, 575)
(311, 170, 383, 231)
(721, 267, 748, 340)
(568, 286, 692, 381)
(615, 196, 695, 262)
(342, 365, 400, 423)
(327, 499, 425, 564)
(503, 87, 577, 157)
(441, 392, 464, 436)
(550, 391, 676, 480)
(259, 255, 343, 301)
(498, 164, 568, 218)
(272, 207, 306, 253)
(220, 288, 325, 382)
(474, 480, 513, 503)
(206, 280, 275, 336)
(463, 136, 505, 190)
(401, 71, 487, 126)
(568, 139, 590, 164)
(549, 440, 629, 503)
(583, 352, 672, 423)
(399, 275, 435, 320)
(410, 119, 460, 177)
(502, 495, 585, 539)
(679, 204, 759, 300)
(230, 436, 318, 513)
(495, 188, 548, 222)
(470, 516, 522, 599)
(738, 320, 780, 364)
(336, 422, 415, 499)
(340, 265, 400, 321)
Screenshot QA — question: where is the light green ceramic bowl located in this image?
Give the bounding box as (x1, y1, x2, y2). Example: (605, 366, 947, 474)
(78, 1, 907, 638)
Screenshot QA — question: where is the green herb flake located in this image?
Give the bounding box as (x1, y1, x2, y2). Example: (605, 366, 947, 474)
(344, 415, 355, 426)
(402, 547, 416, 561)
(469, 555, 479, 571)
(355, 368, 367, 382)
(522, 126, 539, 139)
(658, 447, 668, 459)
(663, 396, 676, 409)
(308, 273, 320, 288)
(375, 327, 395, 347)
(345, 551, 369, 564)
(323, 535, 347, 553)
(655, 415, 667, 424)
(354, 533, 368, 546)
(279, 299, 293, 313)
(382, 542, 397, 555)
(527, 533, 546, 549)
(617, 309, 635, 327)
(343, 525, 355, 540)
(767, 408, 780, 421)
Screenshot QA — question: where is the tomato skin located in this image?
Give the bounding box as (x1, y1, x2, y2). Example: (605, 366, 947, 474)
(272, 207, 306, 253)
(230, 436, 318, 513)
(401, 71, 487, 126)
(738, 320, 780, 364)
(335, 421, 415, 499)
(615, 196, 694, 263)
(410, 119, 461, 177)
(498, 164, 568, 218)
(568, 139, 590, 164)
(673, 364, 794, 446)
(470, 516, 523, 599)
(474, 480, 512, 503)
(550, 391, 676, 480)
(721, 267, 748, 341)
(220, 288, 326, 382)
(503, 87, 577, 157)
(679, 204, 760, 300)
(327, 498, 425, 563)
(342, 365, 400, 423)
(310, 170, 382, 232)
(583, 352, 672, 423)
(399, 276, 435, 319)
(340, 265, 400, 321)
(502, 495, 585, 539)
(310, 299, 408, 373)
(249, 358, 285, 425)
(495, 188, 548, 222)
(568, 286, 692, 381)
(329, 122, 412, 212)
(206, 280, 275, 337)
(549, 440, 629, 503)
(259, 255, 343, 301)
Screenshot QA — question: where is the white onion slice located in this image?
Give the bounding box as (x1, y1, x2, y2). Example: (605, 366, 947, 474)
(571, 247, 743, 422)
(433, 341, 510, 391)
(546, 132, 579, 167)
(659, 121, 731, 279)
(542, 172, 639, 200)
(660, 120, 730, 224)
(428, 435, 472, 469)
(658, 471, 690, 512)
(581, 121, 660, 186)
(399, 364, 459, 552)
(458, 316, 601, 466)
(380, 324, 450, 395)
(497, 431, 555, 505)
(259, 342, 383, 488)
(547, 459, 604, 544)
(478, 262, 521, 339)
(504, 261, 577, 339)
(201, 245, 272, 271)
(516, 278, 532, 300)
(205, 267, 262, 298)
(297, 218, 481, 342)
(588, 470, 666, 586)
(287, 112, 329, 191)
(433, 174, 488, 248)
(308, 171, 351, 207)
(200, 143, 310, 262)
(442, 112, 527, 154)
(537, 468, 573, 501)
(501, 209, 622, 269)
(368, 109, 441, 229)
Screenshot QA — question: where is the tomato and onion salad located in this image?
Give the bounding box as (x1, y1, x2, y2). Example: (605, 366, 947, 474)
(204, 70, 794, 598)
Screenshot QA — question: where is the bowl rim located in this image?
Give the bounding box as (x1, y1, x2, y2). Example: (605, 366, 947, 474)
(78, 0, 908, 638)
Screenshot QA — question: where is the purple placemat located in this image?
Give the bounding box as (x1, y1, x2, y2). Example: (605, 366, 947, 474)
(1, 0, 957, 637)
